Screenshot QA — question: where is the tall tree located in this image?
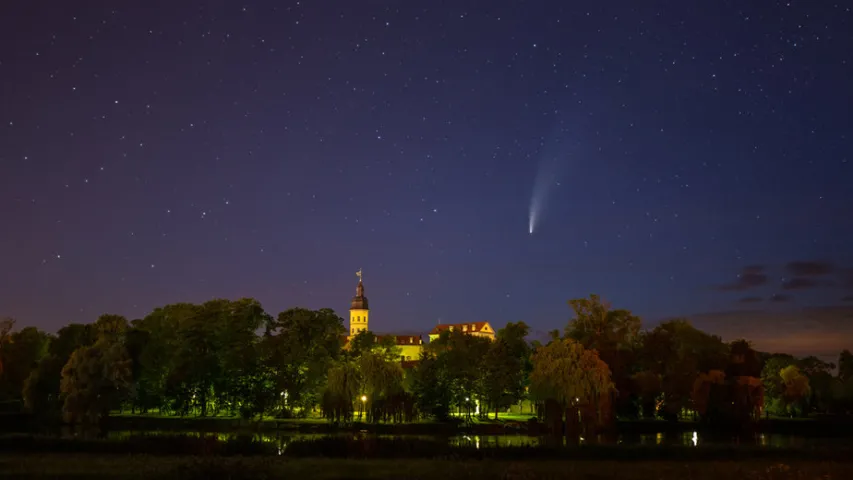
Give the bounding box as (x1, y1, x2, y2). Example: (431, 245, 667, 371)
(0, 326, 51, 402)
(530, 338, 614, 437)
(60, 338, 133, 424)
(780, 365, 810, 417)
(262, 307, 346, 415)
(640, 319, 728, 421)
(565, 295, 641, 419)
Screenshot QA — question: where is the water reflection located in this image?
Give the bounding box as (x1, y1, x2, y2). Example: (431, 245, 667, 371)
(91, 429, 851, 450)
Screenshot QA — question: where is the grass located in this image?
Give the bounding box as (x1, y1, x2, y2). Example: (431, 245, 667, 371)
(1, 455, 851, 479)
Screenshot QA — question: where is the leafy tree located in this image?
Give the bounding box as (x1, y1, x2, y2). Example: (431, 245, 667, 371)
(410, 351, 454, 420)
(60, 339, 133, 424)
(22, 323, 97, 416)
(358, 351, 404, 423)
(0, 317, 15, 375)
(631, 370, 662, 419)
(530, 338, 614, 437)
(640, 319, 728, 421)
(490, 322, 532, 414)
(262, 307, 346, 416)
(692, 370, 726, 419)
(425, 329, 491, 418)
(839, 350, 853, 383)
(322, 359, 360, 422)
(761, 354, 797, 415)
(0, 326, 51, 403)
(780, 365, 810, 417)
(482, 339, 523, 419)
(565, 295, 640, 419)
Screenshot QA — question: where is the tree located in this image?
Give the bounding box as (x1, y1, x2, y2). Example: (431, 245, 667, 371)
(358, 351, 404, 423)
(322, 359, 361, 423)
(262, 307, 346, 416)
(481, 322, 532, 417)
(565, 295, 641, 419)
(424, 329, 491, 418)
(0, 317, 15, 375)
(780, 365, 810, 417)
(761, 354, 797, 415)
(530, 338, 614, 437)
(482, 339, 523, 419)
(0, 326, 51, 403)
(838, 350, 853, 383)
(640, 319, 728, 421)
(60, 339, 133, 424)
(22, 323, 97, 416)
(631, 370, 661, 419)
(692, 370, 726, 420)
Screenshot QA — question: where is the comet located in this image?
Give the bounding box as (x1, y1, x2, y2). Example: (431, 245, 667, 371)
(527, 137, 568, 236)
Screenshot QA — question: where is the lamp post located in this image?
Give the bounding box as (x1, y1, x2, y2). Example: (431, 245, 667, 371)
(360, 395, 367, 421)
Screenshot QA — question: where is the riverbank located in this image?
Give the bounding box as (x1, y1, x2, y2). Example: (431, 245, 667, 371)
(0, 455, 850, 479)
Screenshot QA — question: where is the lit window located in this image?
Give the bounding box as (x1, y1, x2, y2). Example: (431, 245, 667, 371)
(463, 325, 468, 332)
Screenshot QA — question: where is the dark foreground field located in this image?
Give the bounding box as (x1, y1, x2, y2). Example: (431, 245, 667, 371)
(0, 455, 849, 480)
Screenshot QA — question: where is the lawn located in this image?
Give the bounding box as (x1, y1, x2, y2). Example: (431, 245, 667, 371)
(0, 455, 847, 479)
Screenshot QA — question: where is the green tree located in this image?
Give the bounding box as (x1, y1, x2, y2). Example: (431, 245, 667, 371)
(322, 359, 360, 422)
(0, 326, 51, 403)
(482, 339, 522, 419)
(262, 307, 346, 416)
(780, 365, 810, 417)
(60, 339, 132, 424)
(530, 338, 614, 437)
(761, 354, 797, 415)
(22, 323, 97, 416)
(358, 351, 404, 423)
(640, 319, 728, 421)
(565, 295, 641, 420)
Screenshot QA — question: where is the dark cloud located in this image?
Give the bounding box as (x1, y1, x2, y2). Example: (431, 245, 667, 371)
(782, 277, 819, 290)
(786, 260, 834, 277)
(737, 296, 763, 304)
(716, 265, 768, 291)
(843, 295, 853, 303)
(770, 293, 792, 303)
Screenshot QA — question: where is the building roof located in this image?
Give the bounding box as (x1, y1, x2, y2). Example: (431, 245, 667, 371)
(350, 280, 369, 310)
(429, 321, 493, 335)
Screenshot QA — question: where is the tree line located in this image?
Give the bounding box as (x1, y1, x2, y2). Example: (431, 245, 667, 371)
(1, 294, 852, 435)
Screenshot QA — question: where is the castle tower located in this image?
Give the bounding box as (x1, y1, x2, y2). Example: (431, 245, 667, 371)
(349, 269, 369, 336)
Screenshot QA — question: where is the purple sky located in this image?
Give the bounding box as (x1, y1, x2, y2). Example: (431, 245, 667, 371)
(1, 2, 851, 358)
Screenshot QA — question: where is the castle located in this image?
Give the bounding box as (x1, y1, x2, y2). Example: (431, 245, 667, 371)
(343, 269, 495, 365)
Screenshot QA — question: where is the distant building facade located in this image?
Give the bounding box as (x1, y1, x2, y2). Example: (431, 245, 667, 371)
(342, 270, 496, 365)
(428, 321, 496, 342)
(343, 270, 425, 363)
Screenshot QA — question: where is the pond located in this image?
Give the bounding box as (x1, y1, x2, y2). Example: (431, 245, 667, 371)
(96, 430, 851, 450)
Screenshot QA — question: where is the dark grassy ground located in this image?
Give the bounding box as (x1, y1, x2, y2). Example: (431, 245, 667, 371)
(0, 455, 848, 479)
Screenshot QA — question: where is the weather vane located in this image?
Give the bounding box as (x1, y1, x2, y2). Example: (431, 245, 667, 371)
(356, 268, 363, 282)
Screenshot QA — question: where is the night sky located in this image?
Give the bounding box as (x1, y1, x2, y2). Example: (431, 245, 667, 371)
(2, 2, 851, 359)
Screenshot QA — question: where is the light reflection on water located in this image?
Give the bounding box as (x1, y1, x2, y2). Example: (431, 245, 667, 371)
(100, 430, 849, 450)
